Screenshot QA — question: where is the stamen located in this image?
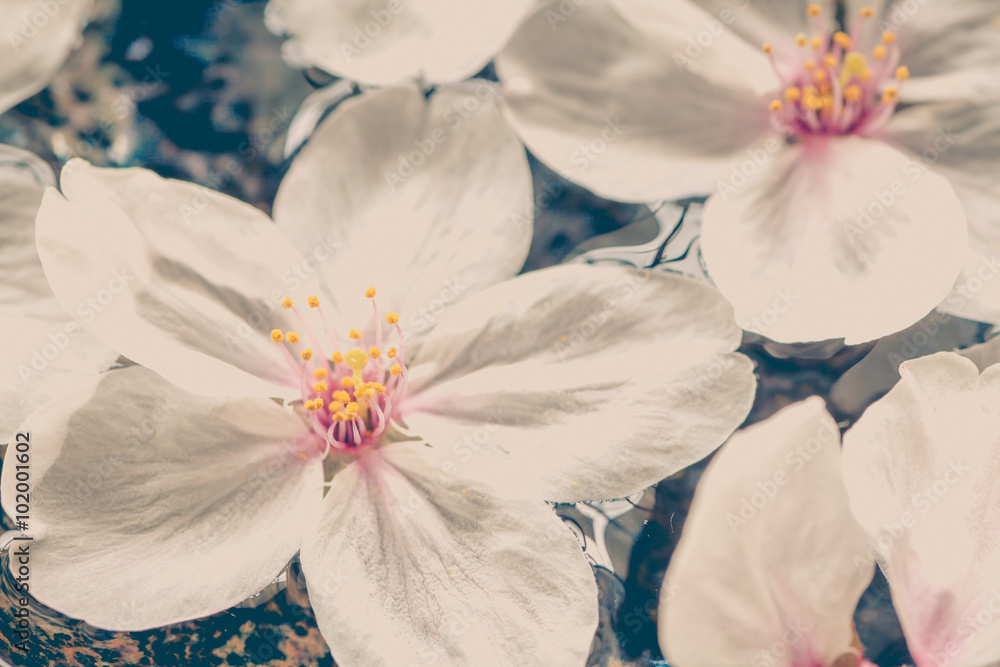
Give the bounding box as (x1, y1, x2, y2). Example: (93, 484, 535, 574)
(271, 329, 284, 343)
(769, 100, 783, 112)
(390, 364, 402, 376)
(369, 346, 382, 359)
(807, 4, 821, 16)
(387, 347, 397, 359)
(301, 348, 314, 361)
(895, 66, 909, 80)
(331, 351, 344, 364)
(349, 329, 363, 340)
(314, 368, 328, 379)
(313, 381, 328, 393)
(796, 33, 807, 47)
(286, 332, 300, 344)
(882, 31, 896, 44)
(873, 45, 887, 59)
(860, 7, 874, 17)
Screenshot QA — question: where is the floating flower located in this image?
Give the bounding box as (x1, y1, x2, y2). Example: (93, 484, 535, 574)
(843, 352, 1000, 667)
(1, 85, 757, 666)
(1, 0, 94, 114)
(661, 398, 876, 667)
(264, 0, 536, 87)
(0, 145, 117, 443)
(495, 0, 996, 344)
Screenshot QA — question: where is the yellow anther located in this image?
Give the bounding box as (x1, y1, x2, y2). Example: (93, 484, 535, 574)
(804, 90, 824, 111)
(796, 33, 807, 47)
(861, 68, 872, 81)
(305, 400, 318, 411)
(385, 313, 399, 325)
(896, 66, 910, 80)
(365, 287, 377, 298)
(331, 351, 344, 364)
(813, 69, 829, 83)
(281, 297, 293, 309)
(307, 295, 320, 308)
(823, 54, 838, 68)
(370, 383, 385, 394)
(345, 402, 359, 417)
(389, 364, 402, 376)
(882, 31, 896, 44)
(329, 401, 343, 413)
(843, 52, 868, 74)
(313, 397, 324, 409)
(271, 329, 284, 343)
(313, 381, 328, 393)
(843, 84, 864, 103)
(345, 348, 370, 371)
(821, 95, 834, 110)
(833, 32, 852, 49)
(807, 4, 821, 16)
(286, 332, 300, 344)
(301, 348, 314, 361)
(873, 45, 887, 59)
(340, 376, 355, 389)
(810, 36, 822, 50)
(763, 42, 772, 54)
(349, 329, 363, 340)
(784, 86, 802, 102)
(769, 100, 783, 112)
(387, 347, 397, 359)
(333, 412, 347, 422)
(882, 87, 898, 103)
(804, 59, 817, 70)
(313, 368, 328, 379)
(369, 346, 382, 359)
(334, 390, 350, 403)
(860, 6, 874, 17)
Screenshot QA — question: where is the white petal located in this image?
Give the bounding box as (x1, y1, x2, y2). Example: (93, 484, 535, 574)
(402, 263, 757, 502)
(299, 442, 598, 667)
(0, 316, 117, 444)
(701, 136, 968, 344)
(845, 0, 1000, 102)
(884, 101, 1000, 325)
(0, 145, 60, 320)
(0, 366, 324, 631)
(0, 0, 93, 113)
(842, 352, 1000, 667)
(36, 159, 314, 399)
(496, 0, 778, 203)
(662, 399, 874, 667)
(272, 83, 533, 336)
(264, 0, 535, 86)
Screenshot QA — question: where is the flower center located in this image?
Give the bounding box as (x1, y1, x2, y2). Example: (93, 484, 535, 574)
(764, 4, 908, 137)
(271, 287, 408, 455)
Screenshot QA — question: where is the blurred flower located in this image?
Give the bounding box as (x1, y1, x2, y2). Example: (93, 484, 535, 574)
(1, 0, 94, 114)
(494, 0, 1000, 344)
(264, 0, 536, 87)
(661, 398, 876, 667)
(843, 351, 1000, 667)
(0, 144, 117, 443)
(1, 85, 756, 667)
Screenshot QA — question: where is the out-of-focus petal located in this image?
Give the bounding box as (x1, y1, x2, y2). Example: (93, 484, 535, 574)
(403, 263, 756, 502)
(663, 398, 873, 667)
(0, 366, 324, 631)
(300, 442, 598, 667)
(701, 135, 967, 344)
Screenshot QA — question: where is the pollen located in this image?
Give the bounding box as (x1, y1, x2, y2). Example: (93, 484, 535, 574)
(307, 295, 320, 308)
(810, 36, 822, 50)
(896, 66, 910, 80)
(843, 52, 868, 74)
(369, 382, 386, 394)
(365, 287, 377, 298)
(823, 54, 837, 68)
(345, 403, 359, 418)
(305, 400, 320, 411)
(807, 4, 821, 16)
(286, 332, 300, 344)
(349, 329, 363, 340)
(331, 351, 344, 364)
(387, 347, 397, 359)
(784, 86, 801, 101)
(345, 348, 370, 371)
(313, 381, 328, 393)
(796, 33, 807, 47)
(389, 364, 402, 376)
(333, 390, 350, 403)
(281, 297, 293, 309)
(882, 87, 899, 103)
(833, 32, 852, 49)
(369, 346, 382, 359)
(813, 69, 828, 84)
(340, 376, 355, 389)
(804, 59, 816, 70)
(385, 313, 399, 325)
(882, 31, 896, 44)
(843, 84, 864, 103)
(301, 348, 314, 361)
(313, 368, 328, 379)
(763, 42, 772, 54)
(271, 329, 284, 343)
(873, 45, 887, 59)
(332, 411, 347, 422)
(769, 99, 783, 112)
(860, 6, 874, 17)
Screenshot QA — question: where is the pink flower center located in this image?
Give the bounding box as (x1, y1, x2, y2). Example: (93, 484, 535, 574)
(764, 4, 908, 137)
(271, 288, 408, 456)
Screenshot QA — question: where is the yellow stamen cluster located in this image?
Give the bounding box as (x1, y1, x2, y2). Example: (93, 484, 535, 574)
(314, 368, 328, 379)
(282, 297, 293, 309)
(307, 295, 320, 308)
(271, 329, 284, 343)
(365, 287, 377, 298)
(387, 347, 397, 359)
(349, 329, 363, 340)
(386, 313, 399, 325)
(286, 332, 300, 344)
(369, 346, 382, 359)
(313, 381, 328, 393)
(331, 351, 344, 364)
(340, 376, 355, 389)
(334, 390, 351, 403)
(860, 7, 874, 17)
(833, 32, 852, 49)
(389, 364, 402, 376)
(301, 348, 313, 361)
(807, 4, 821, 17)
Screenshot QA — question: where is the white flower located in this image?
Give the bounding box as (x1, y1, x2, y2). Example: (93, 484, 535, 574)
(660, 398, 876, 667)
(1, 0, 94, 114)
(0, 144, 118, 443)
(843, 351, 1000, 667)
(493, 0, 1000, 344)
(1, 85, 757, 667)
(264, 0, 537, 87)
